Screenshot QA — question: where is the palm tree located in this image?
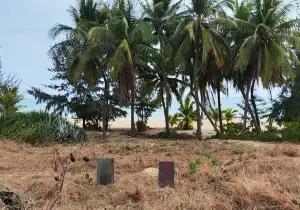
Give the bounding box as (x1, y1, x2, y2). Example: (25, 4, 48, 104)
(175, 0, 233, 139)
(169, 114, 179, 128)
(76, 0, 154, 137)
(175, 95, 197, 130)
(141, 0, 184, 135)
(223, 108, 238, 124)
(218, 0, 300, 131)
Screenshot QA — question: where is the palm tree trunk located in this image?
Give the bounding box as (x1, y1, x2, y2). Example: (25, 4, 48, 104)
(250, 49, 263, 132)
(194, 88, 202, 140)
(193, 20, 202, 140)
(82, 118, 86, 129)
(161, 89, 170, 135)
(172, 77, 219, 134)
(217, 83, 223, 135)
(164, 75, 171, 134)
(102, 75, 109, 138)
(243, 81, 251, 132)
(250, 80, 261, 131)
(240, 87, 257, 129)
(130, 86, 136, 137)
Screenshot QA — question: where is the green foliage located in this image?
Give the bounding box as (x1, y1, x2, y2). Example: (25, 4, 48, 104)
(0, 112, 86, 145)
(188, 159, 202, 174)
(0, 89, 22, 114)
(209, 108, 219, 126)
(0, 66, 22, 114)
(29, 25, 127, 130)
(243, 131, 280, 142)
(26, 0, 300, 141)
(209, 158, 222, 167)
(169, 115, 179, 128)
(223, 108, 238, 124)
(219, 122, 280, 142)
(157, 130, 177, 139)
(175, 95, 197, 130)
(135, 82, 160, 123)
(136, 120, 147, 132)
(223, 122, 244, 138)
(282, 121, 300, 142)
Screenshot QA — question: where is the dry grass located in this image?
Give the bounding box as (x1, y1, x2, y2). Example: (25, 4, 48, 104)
(0, 132, 300, 209)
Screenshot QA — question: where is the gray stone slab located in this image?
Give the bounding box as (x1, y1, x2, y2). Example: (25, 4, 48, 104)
(96, 158, 114, 185)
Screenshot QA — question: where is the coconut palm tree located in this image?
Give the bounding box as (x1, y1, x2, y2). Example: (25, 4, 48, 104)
(141, 0, 184, 135)
(175, 0, 233, 139)
(175, 95, 197, 130)
(223, 108, 238, 124)
(217, 0, 300, 131)
(169, 114, 179, 128)
(75, 0, 154, 137)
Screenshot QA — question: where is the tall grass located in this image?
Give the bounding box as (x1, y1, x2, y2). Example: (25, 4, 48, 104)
(0, 111, 86, 145)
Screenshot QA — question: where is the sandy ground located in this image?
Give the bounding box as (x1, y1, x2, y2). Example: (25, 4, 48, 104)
(0, 132, 300, 209)
(110, 118, 216, 137)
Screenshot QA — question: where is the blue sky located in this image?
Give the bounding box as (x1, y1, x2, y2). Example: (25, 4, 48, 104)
(0, 0, 76, 96)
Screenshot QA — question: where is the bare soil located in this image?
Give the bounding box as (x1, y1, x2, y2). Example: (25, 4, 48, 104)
(0, 131, 300, 209)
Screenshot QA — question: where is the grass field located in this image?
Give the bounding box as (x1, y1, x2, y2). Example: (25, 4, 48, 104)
(0, 131, 300, 209)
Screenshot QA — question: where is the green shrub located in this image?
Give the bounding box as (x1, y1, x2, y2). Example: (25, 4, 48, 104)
(223, 122, 243, 138)
(136, 120, 147, 132)
(188, 159, 202, 174)
(209, 158, 222, 167)
(282, 122, 300, 142)
(213, 122, 280, 142)
(243, 131, 280, 142)
(157, 130, 177, 139)
(0, 111, 86, 145)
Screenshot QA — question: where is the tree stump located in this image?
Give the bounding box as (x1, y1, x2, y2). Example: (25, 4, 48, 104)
(158, 161, 175, 188)
(96, 158, 114, 185)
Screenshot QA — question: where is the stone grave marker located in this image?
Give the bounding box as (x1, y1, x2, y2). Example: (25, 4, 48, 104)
(96, 158, 114, 185)
(158, 161, 175, 188)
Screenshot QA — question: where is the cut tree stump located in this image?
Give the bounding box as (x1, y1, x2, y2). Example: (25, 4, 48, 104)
(0, 186, 23, 210)
(96, 158, 114, 185)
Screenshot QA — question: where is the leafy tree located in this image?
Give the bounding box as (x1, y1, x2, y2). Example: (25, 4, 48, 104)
(135, 82, 160, 123)
(269, 35, 300, 124)
(29, 36, 127, 130)
(29, 1, 127, 133)
(0, 57, 22, 114)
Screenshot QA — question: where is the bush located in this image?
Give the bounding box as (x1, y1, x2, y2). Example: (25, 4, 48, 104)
(243, 131, 280, 142)
(157, 130, 177, 139)
(282, 121, 300, 142)
(223, 122, 244, 139)
(136, 120, 147, 132)
(189, 159, 202, 174)
(213, 122, 280, 142)
(0, 111, 86, 145)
